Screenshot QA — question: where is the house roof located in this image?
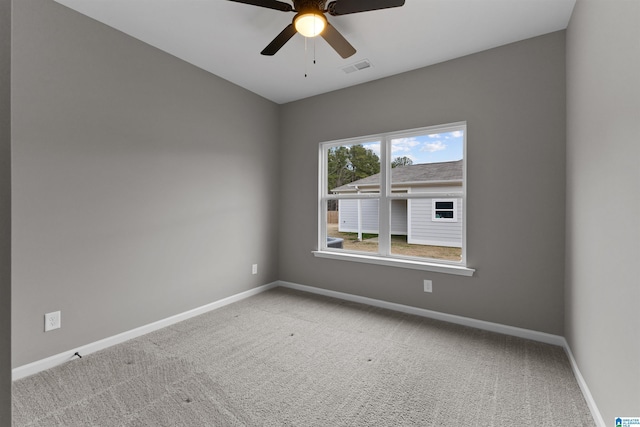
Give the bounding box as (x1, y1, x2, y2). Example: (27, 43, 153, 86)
(331, 159, 463, 193)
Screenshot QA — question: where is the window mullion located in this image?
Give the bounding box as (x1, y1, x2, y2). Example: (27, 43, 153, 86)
(319, 144, 326, 250)
(378, 137, 391, 255)
(319, 121, 467, 269)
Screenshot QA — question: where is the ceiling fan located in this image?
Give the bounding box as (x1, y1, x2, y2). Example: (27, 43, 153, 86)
(228, 0, 405, 58)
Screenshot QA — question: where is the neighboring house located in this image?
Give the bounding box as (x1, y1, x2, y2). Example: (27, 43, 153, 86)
(331, 160, 463, 248)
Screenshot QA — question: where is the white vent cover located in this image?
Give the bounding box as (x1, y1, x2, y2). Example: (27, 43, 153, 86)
(341, 59, 372, 74)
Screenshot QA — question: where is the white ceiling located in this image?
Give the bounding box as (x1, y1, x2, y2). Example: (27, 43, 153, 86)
(53, 0, 576, 104)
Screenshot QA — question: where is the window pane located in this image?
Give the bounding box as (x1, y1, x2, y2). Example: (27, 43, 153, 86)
(435, 211, 454, 219)
(326, 201, 378, 254)
(390, 199, 462, 262)
(434, 201, 454, 210)
(327, 142, 380, 195)
(390, 130, 464, 194)
(320, 122, 466, 267)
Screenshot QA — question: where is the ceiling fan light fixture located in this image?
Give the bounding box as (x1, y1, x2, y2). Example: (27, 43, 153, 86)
(294, 13, 326, 37)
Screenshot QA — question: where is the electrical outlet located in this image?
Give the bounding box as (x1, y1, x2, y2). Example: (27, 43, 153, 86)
(423, 280, 433, 293)
(44, 311, 61, 332)
(252, 264, 258, 275)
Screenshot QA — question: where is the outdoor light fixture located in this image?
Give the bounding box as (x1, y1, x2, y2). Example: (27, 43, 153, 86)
(294, 13, 326, 37)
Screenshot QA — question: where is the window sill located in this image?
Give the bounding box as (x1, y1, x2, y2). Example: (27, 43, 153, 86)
(312, 251, 475, 277)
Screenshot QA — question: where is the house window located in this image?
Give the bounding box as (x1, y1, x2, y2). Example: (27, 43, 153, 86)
(316, 122, 473, 275)
(432, 199, 457, 222)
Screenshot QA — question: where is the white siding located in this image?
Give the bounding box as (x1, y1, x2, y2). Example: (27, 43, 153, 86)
(338, 199, 408, 235)
(338, 186, 462, 245)
(408, 198, 463, 247)
(391, 200, 408, 235)
(410, 185, 461, 194)
(338, 199, 379, 233)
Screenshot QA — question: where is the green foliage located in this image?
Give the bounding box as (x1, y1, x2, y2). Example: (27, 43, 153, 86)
(391, 156, 413, 168)
(327, 145, 351, 191)
(348, 144, 380, 180)
(327, 144, 380, 192)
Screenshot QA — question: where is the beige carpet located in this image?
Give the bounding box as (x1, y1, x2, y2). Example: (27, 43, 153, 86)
(12, 287, 595, 426)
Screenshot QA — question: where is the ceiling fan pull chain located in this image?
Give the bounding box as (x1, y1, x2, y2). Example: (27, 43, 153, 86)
(313, 13, 317, 64)
(304, 36, 308, 77)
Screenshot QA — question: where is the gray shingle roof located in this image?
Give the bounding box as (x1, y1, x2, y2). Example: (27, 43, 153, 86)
(331, 159, 463, 192)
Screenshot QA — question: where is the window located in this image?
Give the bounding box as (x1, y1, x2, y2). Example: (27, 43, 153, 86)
(432, 199, 457, 222)
(315, 122, 473, 276)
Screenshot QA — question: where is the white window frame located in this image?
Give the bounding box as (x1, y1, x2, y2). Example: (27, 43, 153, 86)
(432, 199, 458, 222)
(314, 122, 474, 277)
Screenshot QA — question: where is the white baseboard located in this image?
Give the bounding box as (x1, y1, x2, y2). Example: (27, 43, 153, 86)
(277, 280, 565, 346)
(12, 282, 279, 381)
(278, 280, 605, 425)
(561, 339, 606, 427)
(12, 279, 606, 426)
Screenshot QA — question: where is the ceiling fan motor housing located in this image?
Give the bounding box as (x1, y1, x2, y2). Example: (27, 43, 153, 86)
(293, 0, 328, 13)
(229, 0, 405, 57)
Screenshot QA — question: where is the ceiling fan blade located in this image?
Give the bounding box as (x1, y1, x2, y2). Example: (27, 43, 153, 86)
(321, 23, 356, 59)
(227, 0, 293, 12)
(261, 24, 297, 55)
(328, 0, 405, 16)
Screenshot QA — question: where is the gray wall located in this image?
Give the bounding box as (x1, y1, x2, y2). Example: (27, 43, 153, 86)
(12, 0, 280, 367)
(9, 0, 638, 421)
(1, 0, 11, 422)
(279, 32, 567, 335)
(566, 0, 640, 421)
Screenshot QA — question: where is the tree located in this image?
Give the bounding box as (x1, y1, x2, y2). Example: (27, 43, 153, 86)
(391, 156, 413, 168)
(327, 145, 351, 191)
(349, 144, 380, 181)
(327, 144, 380, 193)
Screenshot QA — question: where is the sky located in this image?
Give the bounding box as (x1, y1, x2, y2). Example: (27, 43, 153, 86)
(360, 130, 464, 165)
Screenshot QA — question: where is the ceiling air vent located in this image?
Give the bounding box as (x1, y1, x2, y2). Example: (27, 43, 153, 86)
(341, 59, 372, 74)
